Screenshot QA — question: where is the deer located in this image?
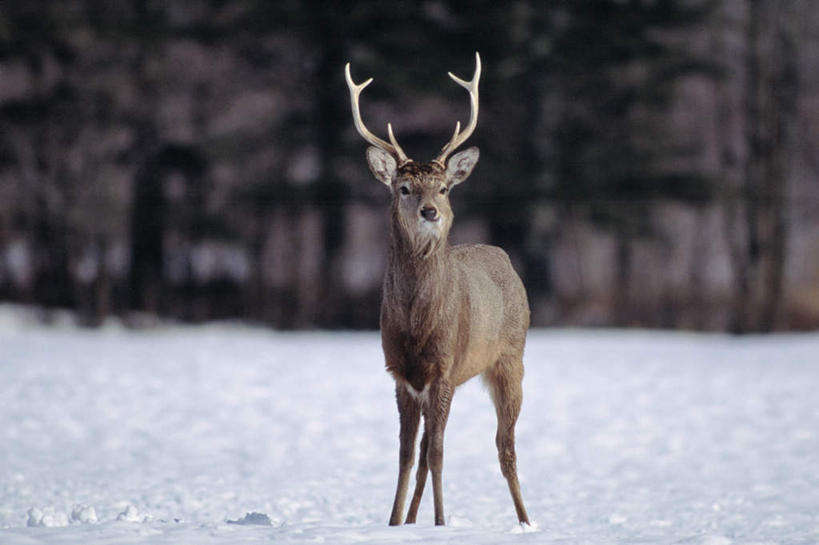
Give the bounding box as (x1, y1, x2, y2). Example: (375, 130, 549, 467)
(344, 52, 531, 527)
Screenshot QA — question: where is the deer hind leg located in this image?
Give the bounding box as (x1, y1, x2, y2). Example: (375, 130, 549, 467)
(404, 430, 428, 523)
(486, 355, 530, 525)
(389, 385, 421, 526)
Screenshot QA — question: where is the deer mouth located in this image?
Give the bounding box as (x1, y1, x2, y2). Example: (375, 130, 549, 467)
(418, 217, 442, 234)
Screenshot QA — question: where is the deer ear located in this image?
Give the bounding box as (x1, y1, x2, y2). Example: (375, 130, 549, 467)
(446, 146, 479, 187)
(366, 147, 397, 187)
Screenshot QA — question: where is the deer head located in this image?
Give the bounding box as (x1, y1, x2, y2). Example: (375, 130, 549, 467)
(345, 53, 482, 258)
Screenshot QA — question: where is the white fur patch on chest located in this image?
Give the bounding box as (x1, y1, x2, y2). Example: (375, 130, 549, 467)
(405, 383, 431, 405)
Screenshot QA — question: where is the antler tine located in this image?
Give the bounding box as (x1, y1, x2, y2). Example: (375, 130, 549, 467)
(345, 63, 410, 166)
(387, 123, 409, 164)
(433, 52, 481, 167)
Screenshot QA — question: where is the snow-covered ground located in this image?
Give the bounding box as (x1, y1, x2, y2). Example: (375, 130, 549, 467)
(1, 307, 818, 544)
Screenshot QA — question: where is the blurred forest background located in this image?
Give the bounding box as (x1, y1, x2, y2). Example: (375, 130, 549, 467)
(0, 0, 817, 332)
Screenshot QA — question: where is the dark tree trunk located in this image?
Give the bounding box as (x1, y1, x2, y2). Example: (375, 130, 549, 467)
(613, 232, 632, 327)
(741, 0, 798, 332)
(127, 0, 163, 315)
(758, 6, 798, 331)
(311, 6, 348, 328)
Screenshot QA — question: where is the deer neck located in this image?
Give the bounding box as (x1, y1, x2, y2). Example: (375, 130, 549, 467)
(387, 218, 450, 285)
(385, 220, 454, 333)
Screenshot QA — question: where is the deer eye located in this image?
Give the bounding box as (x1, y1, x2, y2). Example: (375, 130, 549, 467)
(439, 186, 448, 195)
(399, 186, 410, 195)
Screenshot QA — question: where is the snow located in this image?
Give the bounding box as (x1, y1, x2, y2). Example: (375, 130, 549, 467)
(1, 308, 819, 544)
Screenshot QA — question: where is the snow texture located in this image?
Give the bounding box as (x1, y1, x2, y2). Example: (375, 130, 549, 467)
(1, 308, 818, 544)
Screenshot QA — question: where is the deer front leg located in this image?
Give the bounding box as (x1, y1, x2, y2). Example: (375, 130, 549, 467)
(389, 385, 421, 526)
(424, 380, 453, 526)
(404, 430, 428, 523)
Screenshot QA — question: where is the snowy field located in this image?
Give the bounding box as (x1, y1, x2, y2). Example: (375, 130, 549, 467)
(1, 307, 818, 544)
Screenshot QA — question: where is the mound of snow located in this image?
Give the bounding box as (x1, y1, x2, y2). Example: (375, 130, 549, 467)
(117, 505, 150, 523)
(27, 507, 69, 528)
(71, 505, 98, 524)
(227, 512, 274, 526)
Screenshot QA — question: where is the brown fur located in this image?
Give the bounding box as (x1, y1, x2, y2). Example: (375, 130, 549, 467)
(370, 152, 531, 526)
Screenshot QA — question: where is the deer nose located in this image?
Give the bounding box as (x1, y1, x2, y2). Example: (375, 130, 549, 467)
(420, 206, 438, 221)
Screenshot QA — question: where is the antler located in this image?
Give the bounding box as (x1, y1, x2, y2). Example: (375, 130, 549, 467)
(433, 52, 481, 167)
(345, 63, 411, 166)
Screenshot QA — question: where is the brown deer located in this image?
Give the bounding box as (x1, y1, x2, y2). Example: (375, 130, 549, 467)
(345, 52, 530, 527)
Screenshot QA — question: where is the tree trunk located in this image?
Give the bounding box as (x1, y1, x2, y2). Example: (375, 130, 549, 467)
(742, 0, 798, 332)
(311, 6, 347, 328)
(758, 5, 798, 331)
(127, 0, 162, 315)
(613, 232, 632, 327)
(711, 1, 749, 334)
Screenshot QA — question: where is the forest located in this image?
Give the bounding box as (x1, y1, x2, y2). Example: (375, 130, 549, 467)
(0, 0, 816, 332)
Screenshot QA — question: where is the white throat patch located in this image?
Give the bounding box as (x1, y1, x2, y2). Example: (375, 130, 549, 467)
(418, 218, 441, 236)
